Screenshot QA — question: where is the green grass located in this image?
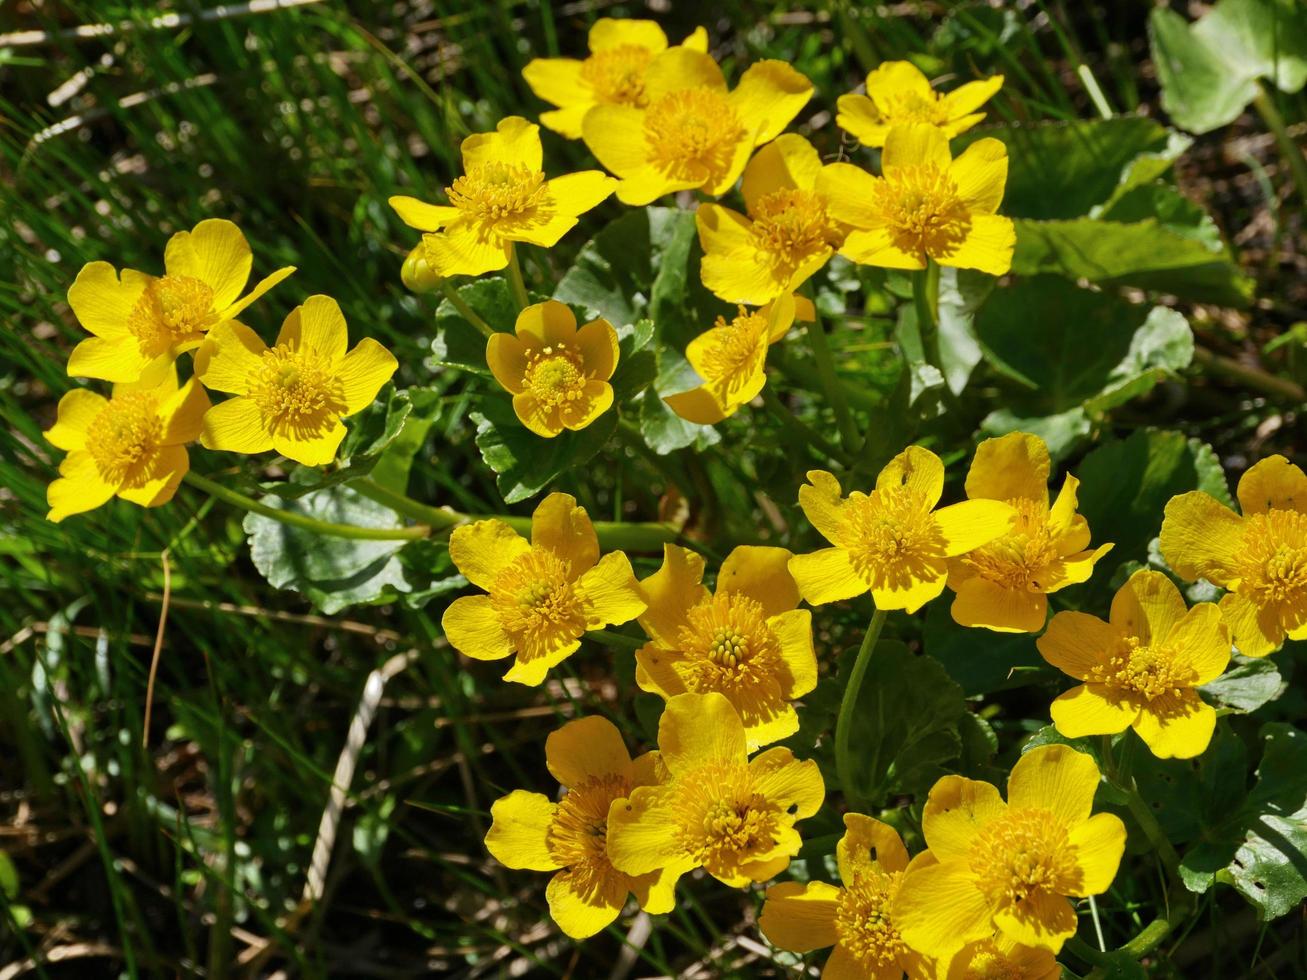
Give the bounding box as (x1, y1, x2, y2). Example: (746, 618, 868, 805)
(1, 1, 1304, 977)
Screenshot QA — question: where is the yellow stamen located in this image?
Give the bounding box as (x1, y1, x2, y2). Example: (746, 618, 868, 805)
(970, 807, 1080, 906)
(251, 344, 344, 435)
(128, 275, 218, 357)
(582, 44, 654, 106)
(491, 550, 588, 659)
(749, 188, 841, 270)
(959, 497, 1059, 592)
(643, 87, 745, 185)
(671, 764, 782, 877)
(1088, 637, 1189, 702)
(872, 164, 970, 257)
(1236, 510, 1307, 616)
(86, 392, 162, 486)
(839, 487, 944, 589)
(524, 345, 587, 408)
(447, 162, 550, 222)
(833, 868, 907, 971)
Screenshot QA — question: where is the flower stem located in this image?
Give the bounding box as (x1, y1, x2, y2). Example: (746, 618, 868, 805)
(1253, 82, 1307, 213)
(802, 301, 859, 451)
(835, 606, 888, 806)
(438, 279, 494, 338)
(912, 259, 944, 378)
(587, 629, 643, 650)
(506, 245, 530, 311)
(761, 385, 850, 467)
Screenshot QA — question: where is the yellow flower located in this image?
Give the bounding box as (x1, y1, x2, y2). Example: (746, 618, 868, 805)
(662, 294, 811, 424)
(696, 135, 847, 304)
(944, 934, 1059, 980)
(635, 544, 816, 749)
(388, 116, 615, 278)
(44, 368, 209, 523)
(66, 219, 294, 384)
(483, 715, 676, 939)
(1159, 455, 1307, 657)
(894, 744, 1126, 956)
(522, 18, 708, 139)
(788, 447, 1015, 613)
(817, 125, 1015, 275)
(442, 493, 646, 686)
(486, 300, 618, 438)
(195, 295, 397, 467)
(947, 433, 1113, 633)
(582, 48, 813, 205)
(606, 691, 823, 890)
(1038, 570, 1230, 759)
(837, 61, 1003, 148)
(759, 814, 927, 979)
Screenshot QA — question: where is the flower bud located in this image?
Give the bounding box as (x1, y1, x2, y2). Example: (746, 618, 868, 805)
(401, 244, 441, 293)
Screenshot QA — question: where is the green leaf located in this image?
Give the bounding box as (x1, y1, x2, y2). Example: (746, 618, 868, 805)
(923, 602, 1045, 697)
(980, 406, 1091, 462)
(471, 397, 618, 504)
(0, 851, 18, 900)
(1134, 725, 1249, 845)
(369, 386, 444, 492)
(637, 387, 720, 454)
(843, 641, 968, 803)
(896, 267, 991, 395)
(432, 277, 516, 376)
(1180, 723, 1307, 919)
(1202, 657, 1287, 714)
(244, 486, 412, 614)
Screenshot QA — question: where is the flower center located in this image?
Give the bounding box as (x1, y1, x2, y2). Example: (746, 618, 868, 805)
(643, 87, 746, 185)
(672, 763, 785, 878)
(1235, 510, 1307, 615)
(971, 807, 1080, 906)
(251, 344, 345, 434)
(86, 393, 162, 486)
(524, 346, 587, 407)
(1088, 637, 1188, 701)
(490, 550, 588, 656)
(957, 940, 1028, 980)
(872, 164, 970, 256)
(880, 90, 947, 126)
(676, 593, 780, 695)
(750, 188, 842, 270)
(698, 309, 769, 394)
(833, 868, 907, 970)
(581, 44, 654, 105)
(545, 772, 631, 901)
(958, 497, 1059, 591)
(128, 274, 218, 357)
(838, 487, 944, 590)
(446, 162, 549, 223)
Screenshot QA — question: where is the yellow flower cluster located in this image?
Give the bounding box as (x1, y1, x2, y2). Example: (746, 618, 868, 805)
(47, 220, 398, 522)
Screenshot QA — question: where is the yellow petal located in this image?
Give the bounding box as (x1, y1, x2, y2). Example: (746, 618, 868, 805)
(222, 264, 295, 321)
(840, 227, 925, 269)
(941, 75, 1004, 119)
(866, 60, 934, 111)
(45, 389, 108, 451)
(117, 444, 188, 507)
(164, 218, 251, 311)
(950, 577, 1048, 633)
(1007, 744, 1101, 826)
(66, 261, 144, 338)
(730, 60, 813, 147)
(512, 391, 562, 437)
(422, 222, 512, 278)
(274, 419, 346, 467)
(634, 643, 688, 698)
(679, 26, 709, 53)
(512, 171, 615, 246)
(1109, 569, 1187, 645)
(278, 294, 348, 360)
(159, 377, 211, 445)
(894, 859, 993, 957)
(521, 57, 588, 111)
(486, 331, 528, 393)
(838, 813, 909, 882)
(531, 492, 600, 575)
(337, 339, 398, 415)
(194, 320, 267, 395)
(577, 551, 647, 628)
(949, 137, 1009, 214)
(788, 547, 868, 605)
(559, 379, 614, 431)
(485, 790, 559, 871)
(922, 775, 1006, 861)
(815, 161, 883, 229)
(876, 444, 945, 504)
(199, 396, 274, 455)
(516, 299, 577, 345)
(664, 386, 728, 424)
(769, 609, 817, 697)
(1065, 811, 1126, 899)
(443, 594, 514, 661)
(577, 318, 619, 381)
(758, 881, 840, 953)
(589, 17, 668, 52)
(882, 123, 952, 176)
(503, 640, 580, 686)
(871, 562, 949, 614)
(638, 544, 709, 646)
(797, 469, 846, 541)
(630, 862, 680, 914)
(1133, 691, 1217, 759)
(1159, 490, 1246, 586)
(462, 115, 542, 172)
(605, 788, 691, 875)
(834, 92, 888, 147)
(657, 691, 746, 776)
(739, 700, 801, 751)
(1237, 454, 1307, 515)
(46, 451, 118, 523)
(741, 133, 822, 212)
(545, 715, 632, 788)
(1046, 474, 1089, 546)
(389, 195, 461, 232)
(966, 432, 1049, 503)
(749, 747, 825, 817)
(991, 891, 1077, 952)
(66, 335, 154, 383)
(448, 519, 530, 590)
(934, 213, 1015, 275)
(644, 47, 725, 101)
(538, 104, 591, 141)
(823, 943, 878, 980)
(546, 866, 627, 939)
(1219, 591, 1282, 658)
(1050, 684, 1138, 739)
(581, 104, 651, 179)
(1036, 611, 1118, 681)
(934, 499, 1017, 556)
(717, 545, 799, 617)
(618, 164, 697, 206)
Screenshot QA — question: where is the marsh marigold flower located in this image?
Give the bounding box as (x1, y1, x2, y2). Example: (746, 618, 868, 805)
(389, 117, 615, 278)
(66, 219, 294, 384)
(486, 300, 618, 438)
(1038, 570, 1230, 759)
(483, 716, 676, 938)
(759, 814, 926, 979)
(523, 18, 708, 139)
(606, 691, 823, 890)
(582, 47, 812, 205)
(663, 294, 810, 424)
(635, 544, 816, 749)
(195, 295, 397, 467)
(696, 135, 846, 304)
(944, 935, 1060, 980)
(894, 744, 1125, 955)
(948, 433, 1112, 633)
(788, 447, 1014, 612)
(45, 368, 209, 523)
(442, 493, 645, 686)
(1160, 455, 1307, 657)
(837, 61, 1003, 148)
(817, 125, 1015, 275)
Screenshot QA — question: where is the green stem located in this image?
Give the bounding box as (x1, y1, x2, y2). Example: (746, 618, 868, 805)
(912, 259, 944, 378)
(1123, 778, 1181, 874)
(1253, 82, 1307, 212)
(351, 477, 462, 531)
(761, 385, 850, 467)
(438, 279, 494, 337)
(803, 301, 859, 451)
(835, 607, 888, 807)
(184, 472, 430, 541)
(506, 245, 530, 311)
(587, 629, 643, 650)
(1192, 345, 1306, 402)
